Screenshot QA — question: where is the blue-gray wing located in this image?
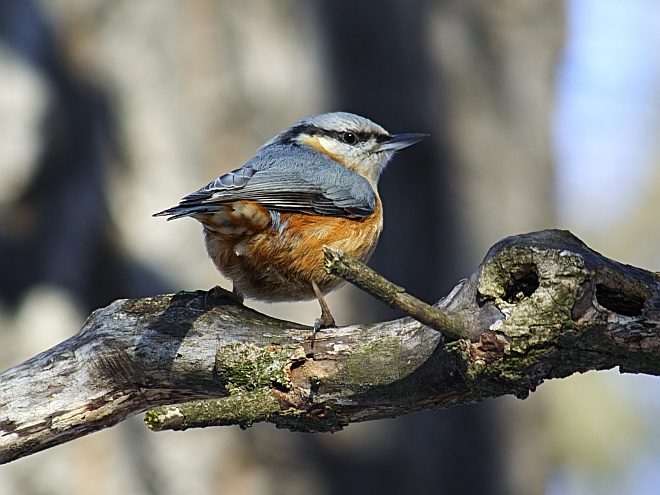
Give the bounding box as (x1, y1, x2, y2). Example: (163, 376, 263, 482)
(154, 145, 376, 220)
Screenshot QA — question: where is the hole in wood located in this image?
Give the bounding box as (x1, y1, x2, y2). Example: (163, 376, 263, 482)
(503, 265, 539, 303)
(595, 284, 645, 316)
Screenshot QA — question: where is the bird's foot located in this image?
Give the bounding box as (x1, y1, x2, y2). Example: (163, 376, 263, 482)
(311, 313, 335, 348)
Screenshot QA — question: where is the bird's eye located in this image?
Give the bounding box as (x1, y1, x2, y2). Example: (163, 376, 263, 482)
(342, 132, 358, 145)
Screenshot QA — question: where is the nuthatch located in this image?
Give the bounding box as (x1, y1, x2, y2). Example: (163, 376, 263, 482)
(155, 112, 428, 336)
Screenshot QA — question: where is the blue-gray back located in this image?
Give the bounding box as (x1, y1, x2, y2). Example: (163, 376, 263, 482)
(163, 144, 376, 219)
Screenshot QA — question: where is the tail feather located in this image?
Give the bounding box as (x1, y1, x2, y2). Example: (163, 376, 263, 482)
(153, 205, 220, 220)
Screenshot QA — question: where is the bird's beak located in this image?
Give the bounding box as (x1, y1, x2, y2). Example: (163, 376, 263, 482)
(379, 133, 430, 152)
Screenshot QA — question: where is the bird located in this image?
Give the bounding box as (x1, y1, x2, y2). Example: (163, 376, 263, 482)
(154, 112, 428, 340)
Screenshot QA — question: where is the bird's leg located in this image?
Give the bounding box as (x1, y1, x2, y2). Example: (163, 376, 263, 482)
(311, 281, 335, 346)
(204, 284, 244, 310)
(312, 281, 336, 326)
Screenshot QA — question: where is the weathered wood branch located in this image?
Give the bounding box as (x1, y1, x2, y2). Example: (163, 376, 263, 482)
(2, 230, 659, 465)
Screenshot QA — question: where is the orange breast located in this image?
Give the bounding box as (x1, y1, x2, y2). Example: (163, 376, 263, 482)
(199, 198, 383, 302)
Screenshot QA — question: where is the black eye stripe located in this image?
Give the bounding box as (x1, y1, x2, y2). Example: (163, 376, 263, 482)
(273, 122, 392, 147)
(326, 130, 389, 144)
(339, 131, 365, 143)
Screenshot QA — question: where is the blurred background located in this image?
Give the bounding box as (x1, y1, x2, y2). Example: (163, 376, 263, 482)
(1, 1, 659, 494)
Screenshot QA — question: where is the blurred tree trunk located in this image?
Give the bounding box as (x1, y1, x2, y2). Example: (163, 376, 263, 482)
(310, 1, 564, 494)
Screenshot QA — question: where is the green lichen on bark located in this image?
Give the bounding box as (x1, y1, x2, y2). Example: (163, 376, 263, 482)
(145, 388, 280, 430)
(461, 245, 595, 398)
(344, 335, 429, 390)
(144, 342, 306, 430)
(215, 342, 305, 392)
(478, 245, 589, 342)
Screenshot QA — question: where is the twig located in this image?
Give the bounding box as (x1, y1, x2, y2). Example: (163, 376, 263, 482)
(322, 246, 467, 340)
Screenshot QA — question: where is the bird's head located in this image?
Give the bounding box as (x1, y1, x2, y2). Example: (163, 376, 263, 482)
(263, 112, 429, 186)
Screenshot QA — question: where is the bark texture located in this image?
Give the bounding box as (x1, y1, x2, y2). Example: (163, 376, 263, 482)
(1, 229, 658, 465)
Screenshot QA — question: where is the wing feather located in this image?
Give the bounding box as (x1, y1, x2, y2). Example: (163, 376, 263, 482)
(154, 145, 376, 220)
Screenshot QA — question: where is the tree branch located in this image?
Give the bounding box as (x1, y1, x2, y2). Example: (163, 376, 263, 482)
(1, 229, 659, 464)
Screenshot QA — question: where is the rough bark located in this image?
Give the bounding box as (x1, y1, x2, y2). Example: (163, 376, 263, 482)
(1, 229, 658, 465)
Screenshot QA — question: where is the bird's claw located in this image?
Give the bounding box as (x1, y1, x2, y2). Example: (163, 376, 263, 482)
(310, 314, 335, 348)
